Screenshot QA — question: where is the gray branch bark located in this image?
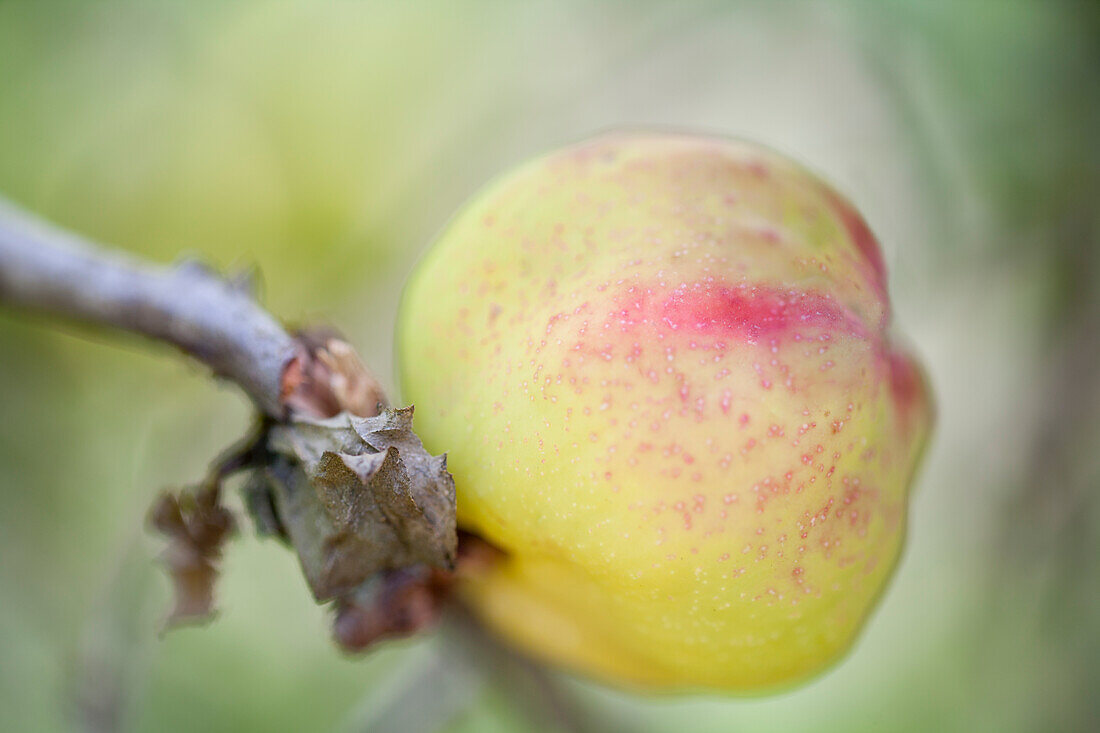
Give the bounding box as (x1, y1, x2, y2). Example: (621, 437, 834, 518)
(0, 197, 295, 417)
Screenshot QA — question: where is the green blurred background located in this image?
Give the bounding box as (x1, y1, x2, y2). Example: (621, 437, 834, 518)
(1, 1, 1097, 731)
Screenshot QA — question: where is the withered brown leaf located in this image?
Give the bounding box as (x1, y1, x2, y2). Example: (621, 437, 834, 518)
(266, 407, 456, 602)
(148, 485, 235, 625)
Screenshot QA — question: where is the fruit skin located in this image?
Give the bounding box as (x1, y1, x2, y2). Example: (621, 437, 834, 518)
(397, 132, 932, 692)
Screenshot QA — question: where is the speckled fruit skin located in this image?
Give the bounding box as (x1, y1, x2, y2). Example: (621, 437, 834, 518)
(397, 132, 932, 692)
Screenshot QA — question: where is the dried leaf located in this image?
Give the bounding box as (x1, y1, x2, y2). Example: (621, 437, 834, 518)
(351, 407, 457, 570)
(148, 485, 235, 625)
(332, 566, 450, 651)
(266, 406, 457, 601)
(332, 532, 505, 652)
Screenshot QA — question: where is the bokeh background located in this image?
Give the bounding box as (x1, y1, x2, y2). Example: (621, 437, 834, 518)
(1, 1, 1098, 731)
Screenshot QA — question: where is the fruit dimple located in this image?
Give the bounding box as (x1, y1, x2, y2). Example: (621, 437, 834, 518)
(886, 348, 928, 433)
